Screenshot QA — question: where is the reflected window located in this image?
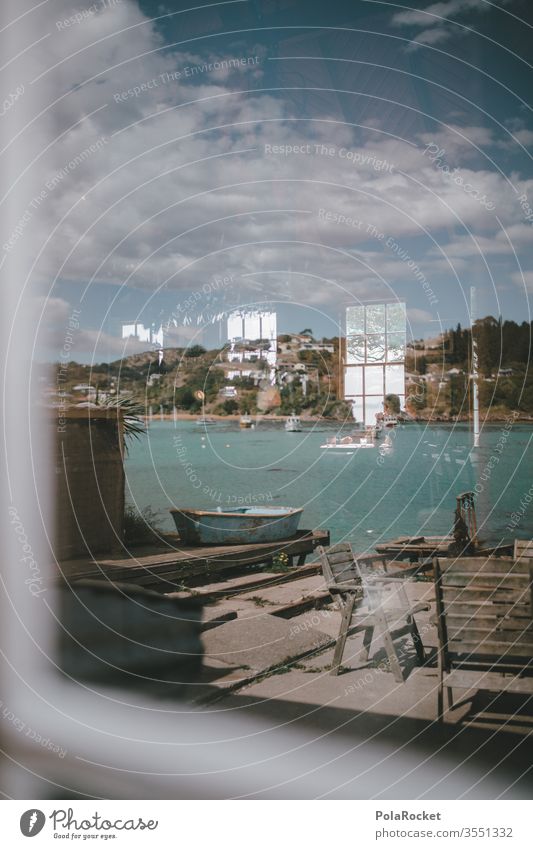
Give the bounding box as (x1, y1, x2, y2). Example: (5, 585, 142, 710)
(365, 396, 383, 426)
(346, 335, 365, 363)
(344, 368, 363, 395)
(364, 365, 384, 394)
(346, 306, 365, 335)
(350, 397, 364, 422)
(385, 364, 405, 394)
(386, 302, 406, 332)
(387, 332, 406, 362)
(366, 333, 386, 362)
(366, 304, 385, 334)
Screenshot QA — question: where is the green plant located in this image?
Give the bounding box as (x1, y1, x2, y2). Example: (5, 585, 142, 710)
(123, 506, 165, 546)
(270, 552, 291, 572)
(98, 395, 146, 452)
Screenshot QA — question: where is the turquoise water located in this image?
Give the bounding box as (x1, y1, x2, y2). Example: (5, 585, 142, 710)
(125, 420, 533, 551)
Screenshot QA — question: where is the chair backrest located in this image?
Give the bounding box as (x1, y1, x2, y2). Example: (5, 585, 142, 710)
(354, 554, 390, 579)
(317, 543, 359, 586)
(514, 538, 533, 562)
(434, 556, 533, 664)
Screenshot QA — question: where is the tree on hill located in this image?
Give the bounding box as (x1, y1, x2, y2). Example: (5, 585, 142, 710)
(221, 399, 239, 414)
(185, 344, 206, 358)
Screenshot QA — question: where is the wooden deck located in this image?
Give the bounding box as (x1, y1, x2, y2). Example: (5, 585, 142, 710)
(58, 529, 330, 592)
(375, 535, 514, 561)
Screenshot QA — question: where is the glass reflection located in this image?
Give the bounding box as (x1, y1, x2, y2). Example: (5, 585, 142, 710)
(344, 368, 363, 395)
(346, 335, 365, 363)
(385, 364, 405, 394)
(386, 302, 406, 332)
(387, 332, 406, 361)
(346, 306, 365, 335)
(366, 304, 385, 334)
(366, 333, 386, 362)
(364, 365, 384, 394)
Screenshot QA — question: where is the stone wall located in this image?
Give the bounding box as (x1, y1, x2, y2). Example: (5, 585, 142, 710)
(54, 409, 125, 561)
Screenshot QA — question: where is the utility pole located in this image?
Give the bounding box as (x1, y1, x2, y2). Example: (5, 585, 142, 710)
(470, 286, 480, 448)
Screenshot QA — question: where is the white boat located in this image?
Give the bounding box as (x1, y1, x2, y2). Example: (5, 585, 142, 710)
(196, 416, 217, 426)
(320, 434, 375, 450)
(379, 435, 393, 455)
(239, 415, 253, 428)
(383, 414, 398, 428)
(285, 415, 302, 432)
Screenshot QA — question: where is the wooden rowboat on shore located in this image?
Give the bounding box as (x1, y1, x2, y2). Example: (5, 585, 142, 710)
(170, 505, 304, 545)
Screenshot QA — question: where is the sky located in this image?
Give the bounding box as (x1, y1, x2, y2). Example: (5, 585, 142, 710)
(4, 0, 533, 362)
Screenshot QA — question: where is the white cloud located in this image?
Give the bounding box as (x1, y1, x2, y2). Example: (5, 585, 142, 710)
(407, 307, 435, 323)
(6, 0, 530, 357)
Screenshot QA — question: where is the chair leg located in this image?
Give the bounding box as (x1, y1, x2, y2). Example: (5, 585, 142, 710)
(359, 626, 374, 663)
(330, 594, 356, 675)
(438, 679, 444, 721)
(409, 618, 425, 664)
(375, 608, 403, 683)
(447, 686, 454, 710)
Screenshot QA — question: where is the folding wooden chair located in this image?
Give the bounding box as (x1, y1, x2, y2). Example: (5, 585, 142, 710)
(434, 556, 533, 721)
(317, 543, 430, 682)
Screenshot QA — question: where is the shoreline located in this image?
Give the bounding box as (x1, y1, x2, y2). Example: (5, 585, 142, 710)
(144, 412, 533, 424)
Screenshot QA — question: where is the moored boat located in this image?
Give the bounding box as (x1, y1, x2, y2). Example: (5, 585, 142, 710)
(285, 415, 302, 432)
(320, 434, 375, 450)
(170, 505, 304, 545)
(239, 415, 253, 428)
(196, 416, 217, 426)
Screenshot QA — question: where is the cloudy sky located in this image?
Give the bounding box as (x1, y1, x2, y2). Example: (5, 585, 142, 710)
(3, 0, 532, 362)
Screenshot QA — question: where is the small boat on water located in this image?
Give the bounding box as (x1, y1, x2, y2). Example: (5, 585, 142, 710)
(379, 435, 393, 455)
(170, 505, 303, 545)
(239, 415, 253, 428)
(196, 416, 217, 426)
(285, 415, 302, 432)
(320, 434, 375, 451)
(383, 414, 398, 428)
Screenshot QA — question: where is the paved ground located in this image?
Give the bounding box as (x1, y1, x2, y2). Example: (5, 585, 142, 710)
(191, 576, 533, 739)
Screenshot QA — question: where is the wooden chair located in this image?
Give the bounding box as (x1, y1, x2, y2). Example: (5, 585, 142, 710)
(433, 556, 533, 721)
(317, 544, 430, 682)
(514, 539, 533, 564)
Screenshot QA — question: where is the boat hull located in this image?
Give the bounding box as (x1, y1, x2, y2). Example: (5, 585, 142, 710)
(170, 506, 303, 545)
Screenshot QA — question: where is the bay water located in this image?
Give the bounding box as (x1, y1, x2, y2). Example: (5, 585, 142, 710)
(125, 420, 533, 551)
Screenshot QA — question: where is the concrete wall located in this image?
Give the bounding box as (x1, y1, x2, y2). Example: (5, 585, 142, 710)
(54, 409, 125, 561)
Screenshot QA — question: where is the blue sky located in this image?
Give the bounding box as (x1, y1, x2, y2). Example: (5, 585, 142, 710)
(11, 0, 532, 361)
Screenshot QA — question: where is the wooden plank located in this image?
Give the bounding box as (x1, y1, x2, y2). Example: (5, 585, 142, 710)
(168, 561, 323, 600)
(515, 539, 533, 560)
(442, 587, 530, 603)
(442, 573, 530, 589)
(60, 530, 329, 585)
(447, 614, 531, 631)
(447, 626, 533, 645)
(446, 669, 533, 694)
(448, 639, 533, 655)
(442, 601, 531, 618)
(440, 558, 529, 574)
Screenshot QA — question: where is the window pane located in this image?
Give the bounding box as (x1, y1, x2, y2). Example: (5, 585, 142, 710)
(346, 306, 365, 335)
(346, 335, 365, 363)
(366, 304, 385, 334)
(387, 332, 405, 362)
(364, 395, 384, 426)
(344, 367, 363, 395)
(364, 365, 384, 394)
(385, 364, 405, 394)
(367, 333, 386, 362)
(351, 397, 363, 422)
(386, 302, 406, 332)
